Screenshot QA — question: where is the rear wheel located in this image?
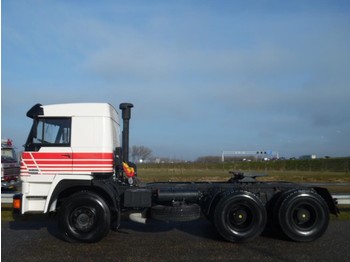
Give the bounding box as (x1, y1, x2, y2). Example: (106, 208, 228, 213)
(277, 189, 329, 242)
(213, 191, 267, 242)
(58, 191, 111, 243)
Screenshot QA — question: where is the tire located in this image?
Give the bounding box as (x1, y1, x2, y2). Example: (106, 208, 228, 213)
(213, 191, 267, 243)
(277, 189, 329, 242)
(151, 204, 201, 222)
(58, 191, 111, 243)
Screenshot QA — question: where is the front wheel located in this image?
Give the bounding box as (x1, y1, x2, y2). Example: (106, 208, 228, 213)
(213, 191, 267, 242)
(58, 191, 111, 243)
(277, 189, 329, 242)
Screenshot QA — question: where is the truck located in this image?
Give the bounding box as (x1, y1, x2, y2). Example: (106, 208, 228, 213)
(13, 102, 338, 243)
(1, 139, 20, 190)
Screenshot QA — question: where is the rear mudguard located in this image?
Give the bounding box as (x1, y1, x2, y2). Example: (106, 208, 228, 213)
(313, 187, 339, 216)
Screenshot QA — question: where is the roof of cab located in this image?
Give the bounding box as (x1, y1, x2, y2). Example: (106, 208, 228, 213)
(27, 103, 119, 120)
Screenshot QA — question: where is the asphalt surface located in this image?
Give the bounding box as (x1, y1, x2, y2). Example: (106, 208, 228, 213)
(2, 217, 350, 262)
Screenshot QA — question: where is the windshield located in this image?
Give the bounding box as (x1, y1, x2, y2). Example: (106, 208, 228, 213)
(1, 148, 16, 162)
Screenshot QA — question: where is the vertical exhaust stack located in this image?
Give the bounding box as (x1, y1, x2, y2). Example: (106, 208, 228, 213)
(119, 103, 134, 162)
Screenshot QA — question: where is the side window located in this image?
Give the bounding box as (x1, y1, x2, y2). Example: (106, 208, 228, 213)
(33, 118, 71, 146)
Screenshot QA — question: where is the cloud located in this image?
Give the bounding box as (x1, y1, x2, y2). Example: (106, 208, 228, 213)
(2, 1, 350, 158)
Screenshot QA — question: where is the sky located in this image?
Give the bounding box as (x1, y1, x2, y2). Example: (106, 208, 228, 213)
(2, 0, 350, 160)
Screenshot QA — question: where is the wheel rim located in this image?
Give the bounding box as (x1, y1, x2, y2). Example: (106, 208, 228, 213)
(226, 203, 254, 233)
(70, 207, 96, 233)
(290, 202, 317, 231)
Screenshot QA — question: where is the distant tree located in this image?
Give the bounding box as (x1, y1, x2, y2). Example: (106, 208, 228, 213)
(131, 146, 152, 163)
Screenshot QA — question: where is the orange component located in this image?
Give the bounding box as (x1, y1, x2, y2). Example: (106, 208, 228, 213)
(123, 162, 135, 177)
(13, 198, 21, 210)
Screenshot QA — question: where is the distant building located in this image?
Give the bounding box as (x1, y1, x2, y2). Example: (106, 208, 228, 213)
(299, 155, 317, 160)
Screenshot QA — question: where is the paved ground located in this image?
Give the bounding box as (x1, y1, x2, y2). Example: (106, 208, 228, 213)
(2, 217, 350, 262)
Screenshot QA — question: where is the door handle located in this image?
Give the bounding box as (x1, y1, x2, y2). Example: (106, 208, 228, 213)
(61, 154, 71, 158)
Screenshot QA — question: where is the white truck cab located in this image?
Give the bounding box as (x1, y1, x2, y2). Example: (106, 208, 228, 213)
(20, 103, 120, 213)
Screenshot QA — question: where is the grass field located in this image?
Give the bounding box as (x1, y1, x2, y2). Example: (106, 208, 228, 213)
(137, 168, 350, 183)
(137, 168, 350, 192)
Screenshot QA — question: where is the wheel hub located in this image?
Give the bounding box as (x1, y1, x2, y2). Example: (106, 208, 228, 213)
(292, 204, 317, 230)
(297, 208, 310, 223)
(72, 207, 96, 232)
(232, 210, 248, 225)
